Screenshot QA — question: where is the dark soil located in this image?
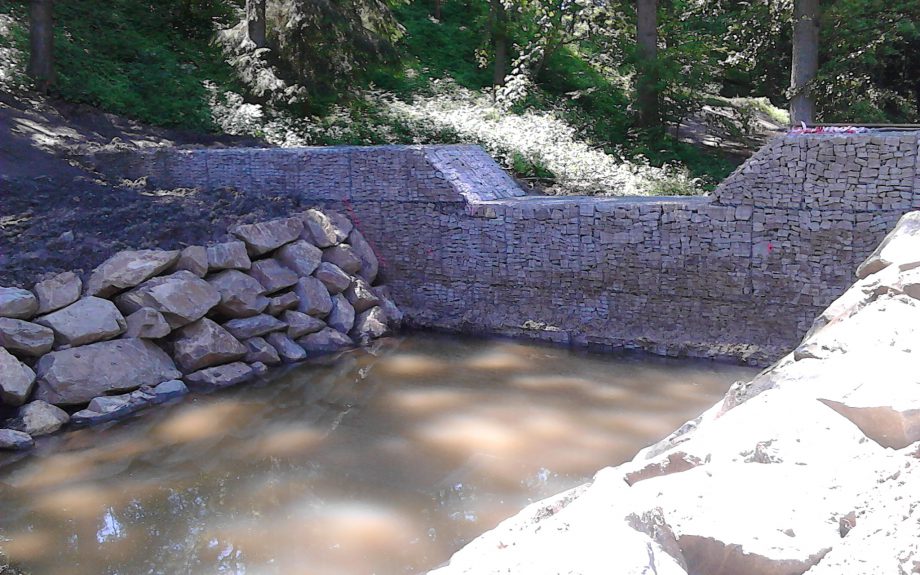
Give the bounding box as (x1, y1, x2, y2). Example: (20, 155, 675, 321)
(0, 90, 307, 288)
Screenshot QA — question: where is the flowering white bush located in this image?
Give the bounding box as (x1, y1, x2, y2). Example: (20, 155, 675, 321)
(0, 14, 26, 91)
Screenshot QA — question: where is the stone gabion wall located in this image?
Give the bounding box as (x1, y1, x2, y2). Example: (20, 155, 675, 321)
(97, 133, 920, 365)
(0, 209, 402, 451)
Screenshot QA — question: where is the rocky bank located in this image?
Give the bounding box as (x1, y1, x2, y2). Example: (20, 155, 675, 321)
(431, 211, 920, 574)
(0, 208, 402, 451)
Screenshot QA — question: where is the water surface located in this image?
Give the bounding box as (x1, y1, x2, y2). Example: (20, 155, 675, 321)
(0, 334, 756, 575)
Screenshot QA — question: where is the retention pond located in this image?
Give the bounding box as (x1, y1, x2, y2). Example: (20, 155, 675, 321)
(0, 334, 757, 574)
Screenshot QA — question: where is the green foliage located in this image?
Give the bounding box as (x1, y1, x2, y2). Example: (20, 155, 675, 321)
(5, 0, 238, 129)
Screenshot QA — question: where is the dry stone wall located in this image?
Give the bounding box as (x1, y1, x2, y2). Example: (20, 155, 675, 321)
(99, 133, 920, 364)
(0, 209, 401, 451)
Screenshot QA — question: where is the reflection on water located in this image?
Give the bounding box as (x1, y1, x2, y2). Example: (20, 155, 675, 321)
(0, 334, 756, 575)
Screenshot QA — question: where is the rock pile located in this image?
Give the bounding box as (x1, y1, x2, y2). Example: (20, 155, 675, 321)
(431, 211, 920, 575)
(0, 209, 401, 451)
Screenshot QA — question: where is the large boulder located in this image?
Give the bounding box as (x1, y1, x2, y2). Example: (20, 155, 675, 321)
(34, 338, 182, 405)
(85, 249, 180, 297)
(0, 318, 54, 356)
(300, 209, 352, 247)
(116, 270, 221, 329)
(322, 244, 362, 275)
(347, 229, 379, 283)
(14, 400, 69, 436)
(230, 217, 303, 255)
(327, 294, 355, 334)
(184, 362, 254, 390)
(282, 310, 325, 338)
(0, 429, 33, 451)
(244, 337, 281, 365)
(856, 212, 920, 279)
(267, 291, 300, 316)
(0, 287, 38, 319)
(293, 276, 332, 317)
(173, 245, 209, 277)
(298, 328, 353, 354)
(207, 241, 252, 271)
(250, 259, 299, 293)
(351, 306, 389, 344)
(172, 318, 247, 373)
(0, 348, 35, 406)
(33, 272, 81, 314)
(314, 262, 352, 294)
(35, 297, 126, 347)
(222, 314, 287, 340)
(276, 240, 322, 277)
(208, 270, 270, 318)
(124, 307, 172, 339)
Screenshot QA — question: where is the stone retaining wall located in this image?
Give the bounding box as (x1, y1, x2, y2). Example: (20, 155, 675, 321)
(100, 132, 920, 364)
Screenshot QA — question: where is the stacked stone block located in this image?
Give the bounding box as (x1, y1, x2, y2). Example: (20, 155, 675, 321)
(0, 209, 401, 451)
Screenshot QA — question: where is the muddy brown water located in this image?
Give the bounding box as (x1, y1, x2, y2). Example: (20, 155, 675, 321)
(0, 334, 757, 575)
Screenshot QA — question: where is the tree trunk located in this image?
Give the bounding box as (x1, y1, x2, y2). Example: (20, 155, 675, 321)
(246, 0, 267, 49)
(636, 0, 660, 129)
(790, 0, 819, 125)
(433, 0, 441, 20)
(28, 0, 54, 92)
(491, 0, 508, 86)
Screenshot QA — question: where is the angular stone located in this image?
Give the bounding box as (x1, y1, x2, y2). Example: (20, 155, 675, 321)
(208, 270, 270, 318)
(314, 262, 352, 294)
(250, 259, 299, 293)
(124, 307, 171, 339)
(207, 241, 251, 271)
(230, 217, 303, 255)
(34, 339, 182, 405)
(250, 361, 269, 376)
(373, 286, 404, 327)
(34, 272, 81, 314)
(282, 310, 325, 338)
(15, 400, 69, 436)
(173, 245, 209, 277)
(350, 306, 389, 344)
(244, 337, 281, 365)
(344, 278, 380, 313)
(0, 428, 33, 450)
(72, 394, 139, 426)
(267, 291, 300, 316)
(35, 297, 126, 347)
(298, 328, 354, 354)
(293, 276, 332, 317)
(150, 379, 188, 403)
(819, 382, 920, 449)
(0, 287, 38, 319)
(173, 318, 247, 373)
(85, 249, 180, 297)
(300, 209, 352, 247)
(265, 332, 307, 363)
(322, 244, 362, 275)
(347, 229, 379, 283)
(184, 361, 254, 390)
(0, 318, 54, 356)
(328, 294, 355, 334)
(0, 348, 36, 406)
(222, 314, 286, 340)
(116, 270, 221, 329)
(276, 240, 323, 277)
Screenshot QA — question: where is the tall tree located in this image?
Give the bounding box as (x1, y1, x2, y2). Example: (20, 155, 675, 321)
(790, 0, 819, 125)
(247, 0, 267, 48)
(490, 0, 509, 86)
(28, 0, 54, 92)
(635, 0, 659, 128)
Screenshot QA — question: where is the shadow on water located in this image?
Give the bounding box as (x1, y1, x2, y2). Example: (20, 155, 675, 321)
(0, 334, 757, 575)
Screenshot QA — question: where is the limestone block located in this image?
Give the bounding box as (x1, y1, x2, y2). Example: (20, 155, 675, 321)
(207, 241, 252, 271)
(85, 249, 180, 297)
(0, 287, 38, 319)
(243, 337, 281, 365)
(856, 211, 920, 278)
(249, 258, 299, 293)
(300, 209, 352, 247)
(293, 276, 332, 317)
(173, 318, 247, 373)
(35, 297, 126, 347)
(208, 270, 270, 318)
(124, 307, 172, 339)
(350, 306, 388, 344)
(117, 270, 221, 329)
(0, 429, 33, 451)
(314, 262, 352, 294)
(14, 400, 69, 436)
(297, 328, 353, 354)
(34, 339, 182, 405)
(222, 314, 286, 340)
(327, 294, 355, 334)
(184, 361, 254, 390)
(322, 244, 362, 275)
(344, 278, 380, 313)
(173, 245, 209, 277)
(265, 332, 307, 363)
(282, 310, 325, 338)
(33, 272, 81, 314)
(0, 318, 54, 356)
(230, 216, 303, 255)
(347, 229, 379, 283)
(266, 291, 300, 316)
(0, 348, 35, 406)
(276, 240, 322, 277)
